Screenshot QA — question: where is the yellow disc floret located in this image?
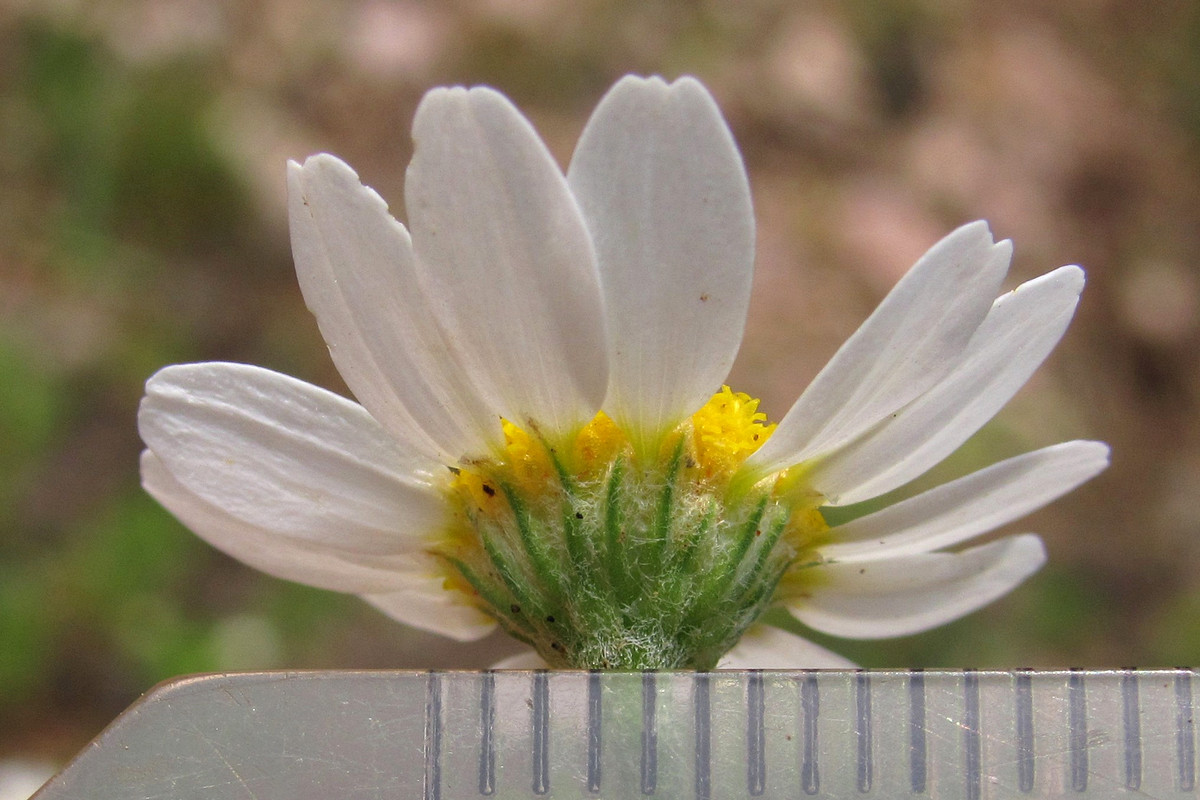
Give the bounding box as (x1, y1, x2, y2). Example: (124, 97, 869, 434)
(689, 386, 776, 481)
(499, 418, 558, 495)
(572, 411, 629, 477)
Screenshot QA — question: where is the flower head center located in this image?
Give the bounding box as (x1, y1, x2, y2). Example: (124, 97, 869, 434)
(435, 386, 826, 669)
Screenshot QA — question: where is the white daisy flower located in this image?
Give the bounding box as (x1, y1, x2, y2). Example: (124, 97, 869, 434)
(138, 75, 1108, 670)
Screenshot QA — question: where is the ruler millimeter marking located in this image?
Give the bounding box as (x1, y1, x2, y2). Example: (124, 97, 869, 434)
(586, 671, 601, 792)
(642, 670, 657, 794)
(424, 671, 442, 800)
(1014, 669, 1034, 791)
(1181, 671, 1197, 792)
(478, 670, 496, 795)
(1069, 668, 1089, 791)
(1122, 668, 1141, 790)
(33, 669, 1200, 799)
(854, 671, 871, 793)
(963, 670, 982, 800)
(695, 672, 712, 800)
(746, 670, 765, 796)
(909, 669, 927, 793)
(800, 672, 819, 794)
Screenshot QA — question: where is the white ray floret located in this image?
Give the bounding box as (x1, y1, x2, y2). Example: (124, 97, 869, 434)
(406, 86, 609, 440)
(288, 156, 498, 463)
(568, 75, 755, 451)
(140, 362, 445, 554)
(806, 264, 1088, 504)
(748, 222, 1010, 476)
(792, 536, 1048, 639)
(823, 441, 1109, 562)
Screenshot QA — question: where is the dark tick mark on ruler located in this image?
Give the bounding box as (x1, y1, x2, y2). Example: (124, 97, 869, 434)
(1178, 670, 1196, 792)
(855, 671, 873, 793)
(478, 672, 495, 796)
(1122, 669, 1142, 791)
(747, 671, 765, 796)
(963, 670, 981, 800)
(800, 672, 819, 795)
(424, 672, 442, 800)
(532, 671, 549, 795)
(908, 670, 926, 794)
(587, 671, 602, 793)
(1069, 669, 1088, 792)
(695, 673, 711, 800)
(1015, 669, 1034, 792)
(642, 672, 657, 795)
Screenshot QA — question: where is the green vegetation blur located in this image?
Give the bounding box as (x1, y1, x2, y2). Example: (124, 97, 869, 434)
(1, 0, 1199, 767)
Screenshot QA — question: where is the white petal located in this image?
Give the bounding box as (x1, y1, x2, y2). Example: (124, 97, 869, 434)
(812, 265, 1085, 504)
(138, 362, 446, 555)
(567, 76, 754, 446)
(406, 86, 608, 439)
(288, 155, 501, 462)
(142, 451, 421, 594)
(823, 440, 1109, 562)
(491, 650, 548, 669)
(749, 222, 1009, 475)
(791, 535, 1046, 639)
(364, 577, 497, 642)
(718, 625, 858, 669)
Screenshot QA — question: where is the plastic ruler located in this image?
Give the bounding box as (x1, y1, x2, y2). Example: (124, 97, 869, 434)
(32, 669, 1199, 799)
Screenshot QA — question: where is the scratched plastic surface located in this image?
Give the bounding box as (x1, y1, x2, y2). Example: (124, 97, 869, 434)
(32, 669, 1200, 799)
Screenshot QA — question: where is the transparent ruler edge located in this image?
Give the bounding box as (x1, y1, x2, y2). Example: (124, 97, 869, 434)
(33, 668, 1200, 799)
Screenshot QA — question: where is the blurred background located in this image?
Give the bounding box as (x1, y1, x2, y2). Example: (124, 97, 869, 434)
(1, 0, 1199, 787)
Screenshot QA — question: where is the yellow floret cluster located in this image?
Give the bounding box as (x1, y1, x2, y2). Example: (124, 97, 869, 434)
(435, 386, 828, 669)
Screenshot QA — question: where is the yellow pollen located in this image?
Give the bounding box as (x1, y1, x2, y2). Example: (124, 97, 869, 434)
(573, 411, 628, 476)
(688, 386, 776, 481)
(499, 419, 556, 492)
(447, 386, 778, 518)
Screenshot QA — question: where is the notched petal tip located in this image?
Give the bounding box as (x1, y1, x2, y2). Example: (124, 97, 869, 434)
(591, 74, 725, 123)
(290, 153, 377, 200)
(619, 73, 668, 87)
(292, 152, 353, 175)
(956, 218, 994, 241)
(943, 220, 1012, 271)
(140, 361, 225, 410)
(607, 73, 716, 97)
(412, 84, 517, 136)
(288, 151, 400, 227)
(616, 73, 726, 115)
(991, 235, 1013, 260)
